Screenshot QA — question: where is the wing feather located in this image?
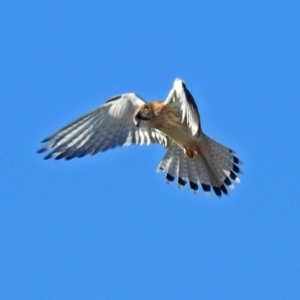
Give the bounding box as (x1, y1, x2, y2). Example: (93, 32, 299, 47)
(164, 78, 201, 136)
(38, 93, 167, 159)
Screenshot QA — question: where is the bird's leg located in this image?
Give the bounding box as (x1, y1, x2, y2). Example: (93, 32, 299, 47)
(184, 148, 194, 159)
(184, 146, 202, 158)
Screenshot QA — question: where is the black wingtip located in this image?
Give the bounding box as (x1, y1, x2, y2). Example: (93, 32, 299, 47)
(41, 136, 52, 143)
(65, 155, 75, 160)
(220, 184, 228, 195)
(105, 94, 122, 103)
(36, 147, 46, 154)
(201, 184, 211, 193)
(178, 177, 187, 187)
(223, 177, 232, 187)
(213, 187, 222, 197)
(189, 181, 198, 191)
(54, 153, 67, 160)
(233, 156, 239, 164)
(43, 153, 53, 160)
(232, 164, 240, 174)
(229, 171, 237, 181)
(166, 173, 175, 182)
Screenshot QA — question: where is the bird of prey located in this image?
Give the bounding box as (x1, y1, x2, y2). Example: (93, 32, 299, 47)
(38, 78, 242, 196)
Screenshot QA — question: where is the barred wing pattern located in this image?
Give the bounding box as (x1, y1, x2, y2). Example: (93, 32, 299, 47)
(38, 93, 167, 160)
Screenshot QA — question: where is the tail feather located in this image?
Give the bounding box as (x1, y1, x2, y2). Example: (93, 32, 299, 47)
(186, 159, 200, 194)
(200, 134, 242, 190)
(206, 135, 243, 167)
(200, 155, 223, 191)
(178, 150, 188, 188)
(193, 155, 211, 193)
(156, 146, 175, 173)
(165, 149, 180, 183)
(156, 134, 242, 196)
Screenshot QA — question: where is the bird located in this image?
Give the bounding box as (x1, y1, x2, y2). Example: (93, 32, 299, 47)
(38, 78, 243, 196)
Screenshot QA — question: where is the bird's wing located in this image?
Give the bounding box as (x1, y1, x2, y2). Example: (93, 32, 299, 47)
(164, 78, 201, 136)
(38, 93, 167, 160)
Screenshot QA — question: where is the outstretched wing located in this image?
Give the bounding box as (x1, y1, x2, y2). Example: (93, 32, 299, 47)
(38, 93, 167, 160)
(164, 78, 201, 136)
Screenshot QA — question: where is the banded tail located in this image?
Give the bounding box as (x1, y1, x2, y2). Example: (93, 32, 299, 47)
(157, 134, 243, 196)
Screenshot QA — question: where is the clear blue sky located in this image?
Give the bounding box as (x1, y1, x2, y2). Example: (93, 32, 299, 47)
(1, 1, 300, 299)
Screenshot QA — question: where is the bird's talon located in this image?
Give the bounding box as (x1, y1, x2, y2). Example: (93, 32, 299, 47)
(184, 149, 194, 158)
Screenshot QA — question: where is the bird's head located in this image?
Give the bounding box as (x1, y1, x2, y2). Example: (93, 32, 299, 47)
(133, 104, 156, 128)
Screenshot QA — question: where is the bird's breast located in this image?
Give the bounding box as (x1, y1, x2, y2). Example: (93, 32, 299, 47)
(152, 105, 195, 149)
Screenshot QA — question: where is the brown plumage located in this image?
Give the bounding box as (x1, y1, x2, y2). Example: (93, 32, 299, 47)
(38, 78, 243, 197)
(134, 102, 202, 159)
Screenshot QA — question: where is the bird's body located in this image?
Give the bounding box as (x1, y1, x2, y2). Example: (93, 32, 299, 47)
(135, 102, 190, 146)
(38, 78, 243, 196)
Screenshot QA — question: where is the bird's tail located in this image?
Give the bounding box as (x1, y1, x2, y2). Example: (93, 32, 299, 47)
(156, 134, 243, 196)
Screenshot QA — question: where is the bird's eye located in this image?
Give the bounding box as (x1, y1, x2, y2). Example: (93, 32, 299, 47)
(137, 109, 153, 121)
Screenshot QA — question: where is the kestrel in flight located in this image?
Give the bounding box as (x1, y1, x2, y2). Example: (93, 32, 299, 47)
(38, 78, 243, 196)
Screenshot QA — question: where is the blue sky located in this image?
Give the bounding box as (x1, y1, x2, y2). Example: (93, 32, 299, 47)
(1, 1, 300, 299)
